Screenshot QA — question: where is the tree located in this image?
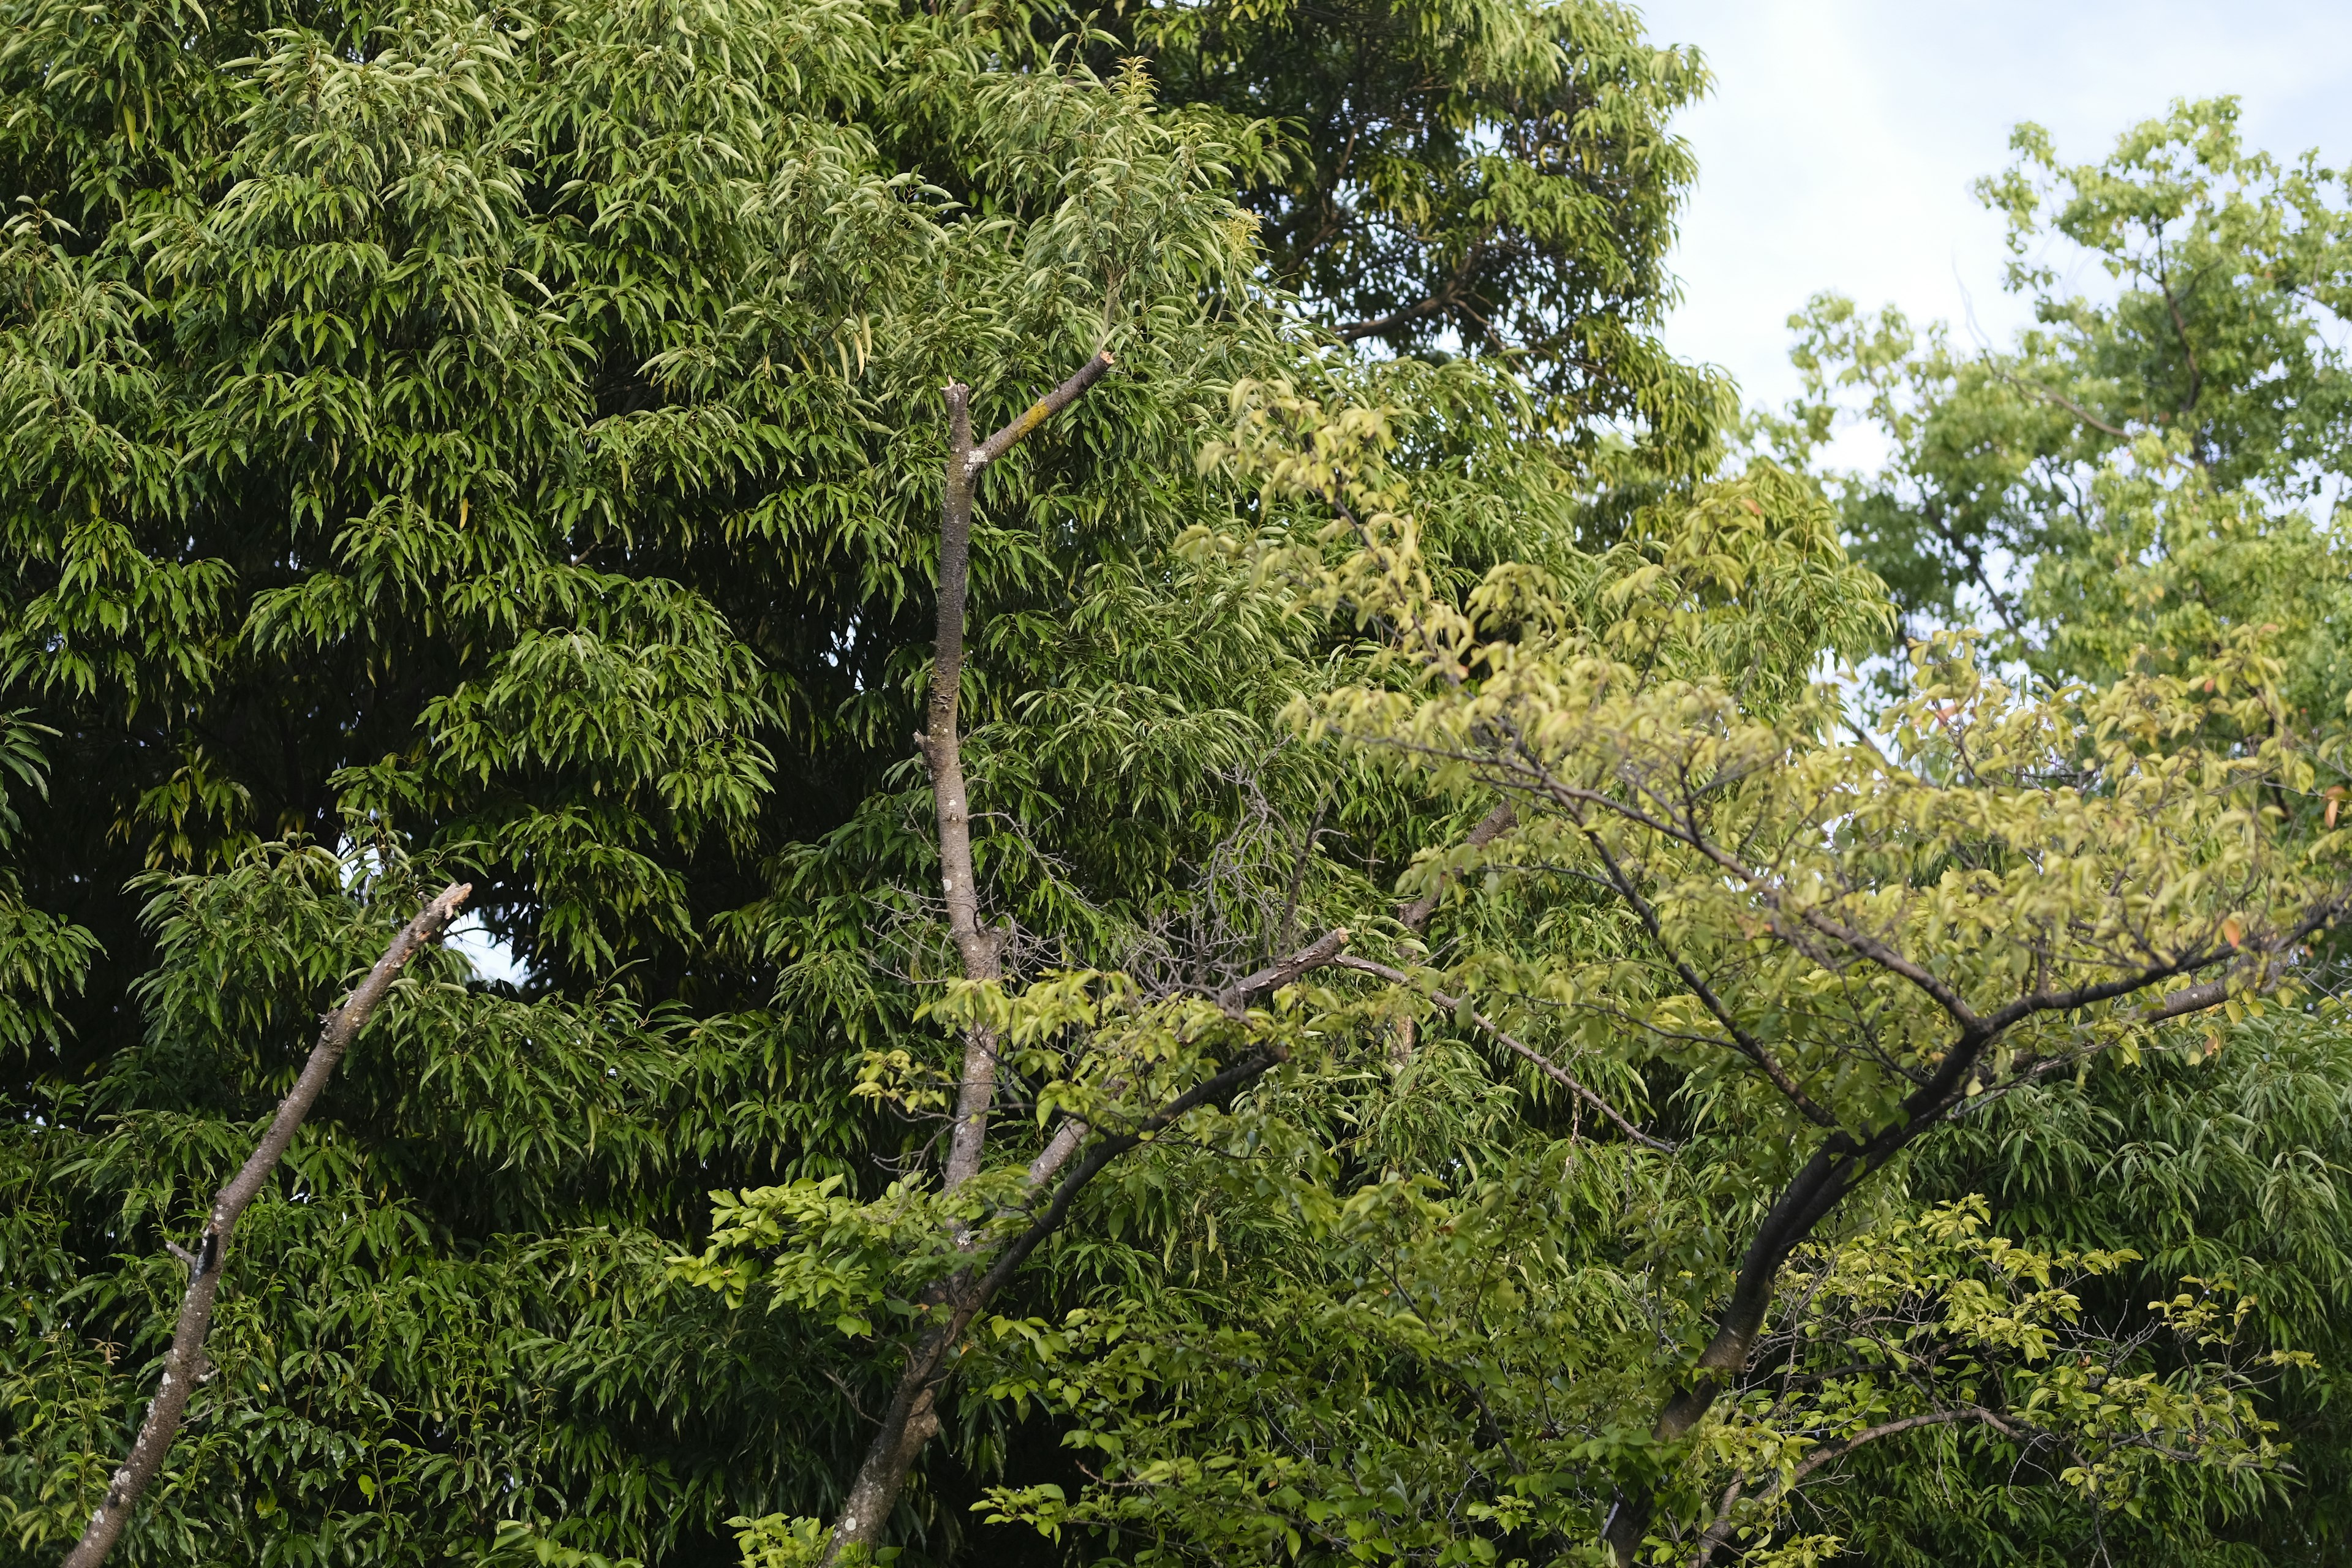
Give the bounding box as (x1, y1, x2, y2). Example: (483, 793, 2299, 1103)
(1773, 98, 2352, 702)
(698, 382, 2351, 1564)
(0, 0, 1713, 1562)
(1120, 0, 1726, 451)
(1766, 99, 2352, 1566)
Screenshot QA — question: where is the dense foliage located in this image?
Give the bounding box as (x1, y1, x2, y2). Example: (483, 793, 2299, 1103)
(1770, 97, 2352, 1566)
(4, 1, 2349, 1563)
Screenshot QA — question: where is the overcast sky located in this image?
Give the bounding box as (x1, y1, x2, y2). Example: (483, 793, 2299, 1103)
(1638, 0, 2352, 431)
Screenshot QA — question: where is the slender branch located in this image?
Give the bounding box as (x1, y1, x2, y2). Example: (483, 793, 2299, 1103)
(62, 883, 470, 1568)
(1334, 292, 1452, 344)
(1575, 823, 1836, 1128)
(2160, 277, 2206, 421)
(1332, 954, 1672, 1153)
(981, 1047, 1281, 1308)
(2007, 375, 2128, 440)
(1788, 1406, 2019, 1491)
(1686, 1408, 2019, 1568)
(824, 1046, 1284, 1566)
(969, 352, 1116, 472)
(1922, 497, 2034, 645)
(1390, 802, 1515, 1065)
(1524, 771, 1992, 1035)
(1910, 902, 2337, 1120)
(1028, 927, 1352, 1190)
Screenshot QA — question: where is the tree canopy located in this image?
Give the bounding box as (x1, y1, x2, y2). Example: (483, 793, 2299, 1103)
(4, 5, 2350, 1567)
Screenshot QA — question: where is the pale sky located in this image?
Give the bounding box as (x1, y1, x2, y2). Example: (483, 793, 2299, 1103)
(1640, 0, 2352, 440)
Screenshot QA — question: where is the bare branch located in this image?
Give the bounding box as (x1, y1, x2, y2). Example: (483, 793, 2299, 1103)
(1332, 954, 1673, 1153)
(928, 354, 1117, 1195)
(1398, 801, 1516, 934)
(969, 352, 1116, 472)
(63, 883, 470, 1568)
(1219, 925, 1352, 1015)
(928, 380, 1005, 1196)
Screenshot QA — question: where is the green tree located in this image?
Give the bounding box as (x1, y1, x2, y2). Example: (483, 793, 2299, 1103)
(1774, 98, 2352, 706)
(14, 4, 2345, 1567)
(700, 385, 2352, 1566)
(1768, 99, 2352, 1567)
(0, 0, 1714, 1562)
(1123, 0, 1725, 449)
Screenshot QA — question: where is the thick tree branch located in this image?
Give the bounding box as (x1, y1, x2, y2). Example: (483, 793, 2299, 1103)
(62, 883, 470, 1568)
(1218, 925, 1353, 1014)
(1604, 899, 2340, 1566)
(927, 356, 1115, 1195)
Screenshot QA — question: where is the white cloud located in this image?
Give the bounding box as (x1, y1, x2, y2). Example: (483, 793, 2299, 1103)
(1638, 0, 2352, 426)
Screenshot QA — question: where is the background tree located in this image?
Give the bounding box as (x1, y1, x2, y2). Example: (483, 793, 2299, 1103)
(1773, 98, 2352, 703)
(1119, 0, 1727, 456)
(1757, 98, 2352, 1566)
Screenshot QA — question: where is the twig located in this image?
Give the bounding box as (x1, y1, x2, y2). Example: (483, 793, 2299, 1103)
(1332, 954, 1673, 1153)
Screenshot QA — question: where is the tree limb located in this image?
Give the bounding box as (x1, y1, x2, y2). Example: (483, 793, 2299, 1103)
(1334, 292, 1452, 344)
(1574, 823, 1836, 1128)
(969, 352, 1116, 472)
(929, 355, 1116, 1195)
(62, 883, 470, 1568)
(824, 1044, 1286, 1566)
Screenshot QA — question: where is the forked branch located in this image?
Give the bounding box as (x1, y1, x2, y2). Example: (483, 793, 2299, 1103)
(927, 353, 1115, 1195)
(826, 353, 1129, 1565)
